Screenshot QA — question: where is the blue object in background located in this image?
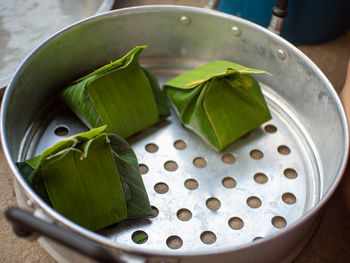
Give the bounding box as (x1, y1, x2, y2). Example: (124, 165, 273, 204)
(218, 0, 350, 45)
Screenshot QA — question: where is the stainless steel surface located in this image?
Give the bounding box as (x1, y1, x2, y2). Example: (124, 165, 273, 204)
(0, 0, 114, 91)
(1, 6, 348, 263)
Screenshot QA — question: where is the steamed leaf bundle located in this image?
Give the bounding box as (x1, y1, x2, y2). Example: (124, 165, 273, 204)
(17, 126, 152, 231)
(60, 46, 170, 138)
(164, 60, 272, 151)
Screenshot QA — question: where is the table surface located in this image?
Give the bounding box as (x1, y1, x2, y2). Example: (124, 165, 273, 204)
(1, 1, 350, 262)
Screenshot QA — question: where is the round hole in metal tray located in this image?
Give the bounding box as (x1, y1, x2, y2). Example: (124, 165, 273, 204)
(193, 157, 207, 168)
(278, 145, 291, 155)
(200, 231, 217, 245)
(145, 143, 158, 153)
(222, 177, 237, 188)
(250, 149, 264, 160)
(228, 217, 244, 230)
(184, 179, 199, 190)
(247, 196, 262, 208)
(221, 153, 236, 164)
(174, 139, 187, 150)
(164, 160, 178, 171)
(254, 173, 268, 184)
(132, 230, 148, 244)
(166, 236, 183, 249)
(252, 237, 264, 242)
(54, 126, 69, 136)
(272, 216, 287, 229)
(139, 164, 149, 175)
(282, 193, 297, 205)
(177, 208, 192, 221)
(206, 197, 221, 211)
(264, 124, 277, 133)
(150, 206, 159, 218)
(154, 183, 169, 194)
(284, 168, 298, 179)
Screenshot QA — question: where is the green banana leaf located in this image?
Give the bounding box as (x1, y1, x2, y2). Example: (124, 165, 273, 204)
(163, 60, 272, 151)
(17, 126, 152, 231)
(60, 46, 170, 138)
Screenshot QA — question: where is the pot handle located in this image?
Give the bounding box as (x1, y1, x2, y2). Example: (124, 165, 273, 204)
(5, 207, 122, 263)
(267, 0, 289, 34)
(208, 0, 289, 35)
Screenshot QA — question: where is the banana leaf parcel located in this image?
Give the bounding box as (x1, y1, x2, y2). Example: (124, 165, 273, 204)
(60, 46, 170, 138)
(163, 60, 272, 151)
(16, 126, 152, 231)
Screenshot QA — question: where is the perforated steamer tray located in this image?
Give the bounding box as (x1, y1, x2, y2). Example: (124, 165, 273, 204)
(18, 57, 321, 253)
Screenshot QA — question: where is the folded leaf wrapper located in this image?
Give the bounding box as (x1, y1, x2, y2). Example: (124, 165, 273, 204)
(164, 60, 272, 151)
(60, 46, 170, 138)
(17, 126, 152, 231)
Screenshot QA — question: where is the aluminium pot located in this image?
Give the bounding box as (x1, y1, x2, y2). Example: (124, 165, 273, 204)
(1, 5, 348, 263)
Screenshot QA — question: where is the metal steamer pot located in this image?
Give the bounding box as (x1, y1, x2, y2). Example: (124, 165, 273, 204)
(2, 6, 348, 263)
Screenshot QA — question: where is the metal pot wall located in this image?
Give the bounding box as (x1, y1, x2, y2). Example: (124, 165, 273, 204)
(2, 6, 348, 263)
